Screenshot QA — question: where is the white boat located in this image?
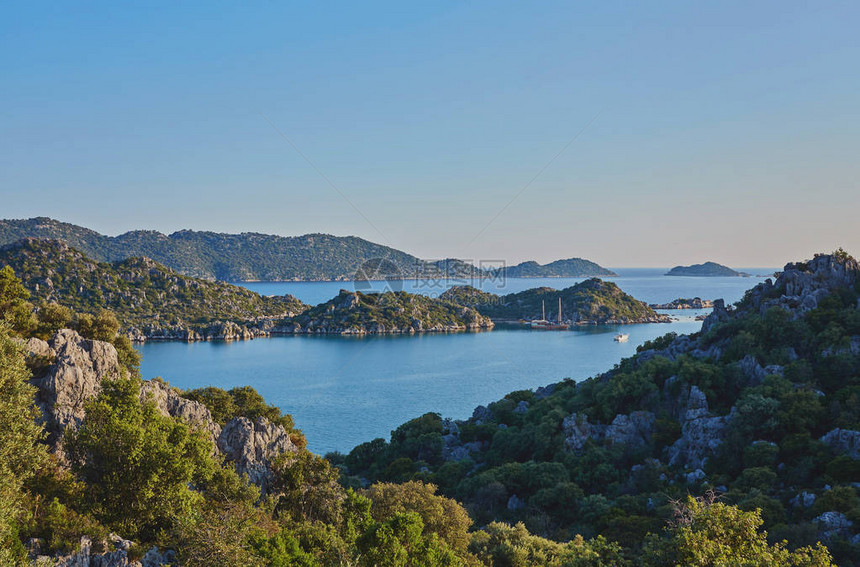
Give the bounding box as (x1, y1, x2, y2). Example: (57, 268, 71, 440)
(613, 333, 629, 342)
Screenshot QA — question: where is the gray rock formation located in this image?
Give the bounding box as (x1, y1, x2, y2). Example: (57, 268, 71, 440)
(814, 511, 854, 542)
(667, 385, 733, 469)
(34, 535, 174, 567)
(562, 411, 655, 452)
(217, 416, 297, 491)
(819, 428, 860, 459)
(701, 299, 729, 334)
(139, 379, 222, 444)
(31, 330, 122, 451)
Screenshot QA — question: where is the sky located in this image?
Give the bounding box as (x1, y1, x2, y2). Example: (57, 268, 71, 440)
(1, 1, 858, 268)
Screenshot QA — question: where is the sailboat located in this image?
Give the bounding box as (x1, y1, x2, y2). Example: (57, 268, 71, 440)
(530, 298, 570, 330)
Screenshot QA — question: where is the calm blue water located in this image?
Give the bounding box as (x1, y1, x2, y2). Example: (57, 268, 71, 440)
(138, 270, 775, 454)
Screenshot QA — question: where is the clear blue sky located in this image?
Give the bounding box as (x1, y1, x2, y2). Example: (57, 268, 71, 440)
(2, 1, 858, 267)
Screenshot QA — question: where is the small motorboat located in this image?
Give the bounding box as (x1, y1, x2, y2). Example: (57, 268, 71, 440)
(613, 333, 629, 342)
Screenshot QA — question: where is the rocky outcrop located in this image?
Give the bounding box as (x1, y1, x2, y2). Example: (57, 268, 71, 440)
(32, 535, 175, 567)
(26, 329, 296, 494)
(139, 379, 222, 444)
(700, 299, 730, 334)
(814, 511, 854, 542)
(667, 385, 733, 469)
(562, 411, 656, 452)
(819, 428, 860, 459)
(216, 417, 297, 492)
(31, 330, 122, 451)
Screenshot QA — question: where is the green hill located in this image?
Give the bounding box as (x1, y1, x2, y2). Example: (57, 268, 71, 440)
(340, 250, 860, 564)
(505, 258, 617, 278)
(441, 278, 668, 324)
(0, 238, 307, 338)
(281, 289, 495, 334)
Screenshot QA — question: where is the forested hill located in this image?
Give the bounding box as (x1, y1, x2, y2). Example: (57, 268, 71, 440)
(505, 258, 617, 278)
(340, 250, 860, 565)
(0, 238, 307, 339)
(0, 217, 423, 281)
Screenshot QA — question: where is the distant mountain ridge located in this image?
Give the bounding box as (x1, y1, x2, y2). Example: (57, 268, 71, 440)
(0, 217, 617, 281)
(0, 217, 422, 281)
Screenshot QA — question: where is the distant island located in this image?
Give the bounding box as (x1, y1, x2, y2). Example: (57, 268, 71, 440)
(665, 261, 748, 277)
(0, 217, 616, 282)
(504, 258, 617, 278)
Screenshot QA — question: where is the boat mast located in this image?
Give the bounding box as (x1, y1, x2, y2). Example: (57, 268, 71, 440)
(558, 297, 562, 324)
(542, 300, 546, 321)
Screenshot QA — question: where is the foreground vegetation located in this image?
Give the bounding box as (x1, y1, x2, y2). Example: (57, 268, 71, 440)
(338, 252, 860, 564)
(0, 251, 853, 564)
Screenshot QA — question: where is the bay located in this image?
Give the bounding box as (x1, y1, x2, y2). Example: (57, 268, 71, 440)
(137, 269, 775, 454)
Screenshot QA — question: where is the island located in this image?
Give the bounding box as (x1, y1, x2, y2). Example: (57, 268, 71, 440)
(665, 261, 748, 277)
(441, 278, 669, 324)
(277, 289, 494, 334)
(504, 257, 617, 278)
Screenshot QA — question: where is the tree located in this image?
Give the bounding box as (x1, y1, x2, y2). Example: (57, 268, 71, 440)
(0, 265, 35, 335)
(64, 377, 215, 541)
(642, 495, 835, 566)
(0, 324, 48, 564)
(365, 481, 474, 556)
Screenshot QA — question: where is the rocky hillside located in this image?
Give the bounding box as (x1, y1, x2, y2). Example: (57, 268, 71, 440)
(665, 261, 746, 277)
(0, 238, 307, 340)
(278, 289, 495, 334)
(341, 251, 860, 565)
(0, 217, 424, 281)
(22, 330, 299, 565)
(441, 278, 669, 324)
(505, 258, 617, 278)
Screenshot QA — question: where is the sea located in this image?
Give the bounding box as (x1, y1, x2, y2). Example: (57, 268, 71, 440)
(137, 268, 777, 454)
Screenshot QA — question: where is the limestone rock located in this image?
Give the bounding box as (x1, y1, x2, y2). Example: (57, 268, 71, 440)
(819, 428, 860, 459)
(814, 511, 853, 542)
(139, 379, 222, 444)
(563, 411, 655, 452)
(217, 416, 297, 492)
(701, 299, 729, 334)
(38, 536, 174, 567)
(32, 330, 122, 449)
(605, 412, 656, 449)
(667, 385, 733, 469)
